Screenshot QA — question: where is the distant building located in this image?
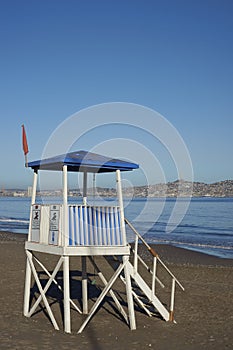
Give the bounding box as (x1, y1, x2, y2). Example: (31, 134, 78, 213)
(13, 192, 24, 197)
(27, 186, 33, 197)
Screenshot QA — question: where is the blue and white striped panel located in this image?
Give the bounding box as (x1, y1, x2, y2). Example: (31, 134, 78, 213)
(68, 205, 124, 246)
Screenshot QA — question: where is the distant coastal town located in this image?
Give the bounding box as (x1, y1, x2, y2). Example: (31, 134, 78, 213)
(1, 179, 233, 198)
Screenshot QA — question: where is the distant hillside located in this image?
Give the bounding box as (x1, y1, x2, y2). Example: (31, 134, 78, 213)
(191, 180, 233, 197)
(135, 179, 233, 197)
(96, 179, 233, 198)
(1, 180, 233, 198)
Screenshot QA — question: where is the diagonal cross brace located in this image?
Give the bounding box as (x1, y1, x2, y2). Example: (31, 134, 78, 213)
(26, 250, 59, 330)
(33, 255, 82, 315)
(28, 256, 64, 317)
(88, 256, 129, 324)
(78, 260, 127, 334)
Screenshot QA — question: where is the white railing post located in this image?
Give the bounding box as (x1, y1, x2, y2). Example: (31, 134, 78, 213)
(169, 278, 176, 321)
(133, 234, 139, 275)
(151, 256, 157, 297)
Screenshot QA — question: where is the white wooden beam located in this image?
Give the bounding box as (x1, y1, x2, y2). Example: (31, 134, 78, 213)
(23, 250, 32, 316)
(63, 256, 71, 333)
(82, 256, 88, 314)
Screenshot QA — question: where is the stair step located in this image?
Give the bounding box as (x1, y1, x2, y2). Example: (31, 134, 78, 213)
(135, 295, 152, 303)
(127, 262, 170, 321)
(105, 255, 170, 322)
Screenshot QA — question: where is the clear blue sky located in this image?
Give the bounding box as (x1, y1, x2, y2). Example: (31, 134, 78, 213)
(0, 0, 233, 189)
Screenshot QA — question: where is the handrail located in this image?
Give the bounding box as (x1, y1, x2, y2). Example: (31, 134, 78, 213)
(130, 246, 165, 288)
(124, 217, 184, 291)
(157, 256, 184, 291)
(125, 218, 159, 257)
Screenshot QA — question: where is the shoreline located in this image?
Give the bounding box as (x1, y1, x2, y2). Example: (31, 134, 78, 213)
(1, 230, 232, 267)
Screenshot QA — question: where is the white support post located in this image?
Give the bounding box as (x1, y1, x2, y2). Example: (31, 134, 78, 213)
(116, 170, 126, 245)
(63, 256, 71, 333)
(23, 250, 32, 316)
(63, 165, 68, 206)
(83, 171, 87, 206)
(24, 171, 37, 316)
(28, 170, 38, 241)
(92, 173, 96, 204)
(82, 256, 88, 314)
(31, 170, 38, 205)
(63, 165, 69, 246)
(82, 171, 88, 314)
(123, 256, 136, 330)
(62, 165, 71, 332)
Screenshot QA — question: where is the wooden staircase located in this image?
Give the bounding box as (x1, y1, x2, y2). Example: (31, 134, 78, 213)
(105, 255, 170, 321)
(102, 218, 185, 324)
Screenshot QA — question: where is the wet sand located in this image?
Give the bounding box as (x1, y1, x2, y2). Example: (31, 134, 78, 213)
(0, 231, 232, 349)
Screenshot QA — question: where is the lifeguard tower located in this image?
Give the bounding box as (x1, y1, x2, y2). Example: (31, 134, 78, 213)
(23, 150, 184, 333)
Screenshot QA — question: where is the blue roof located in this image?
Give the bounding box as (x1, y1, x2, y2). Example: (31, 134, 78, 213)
(28, 150, 139, 173)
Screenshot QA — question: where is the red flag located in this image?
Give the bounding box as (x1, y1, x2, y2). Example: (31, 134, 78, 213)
(22, 124, 29, 155)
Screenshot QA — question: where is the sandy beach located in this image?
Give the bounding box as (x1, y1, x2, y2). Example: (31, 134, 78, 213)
(0, 231, 232, 350)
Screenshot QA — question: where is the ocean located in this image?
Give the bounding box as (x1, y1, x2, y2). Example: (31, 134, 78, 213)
(0, 196, 232, 259)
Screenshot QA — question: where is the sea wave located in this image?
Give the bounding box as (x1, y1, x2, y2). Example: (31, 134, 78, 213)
(0, 216, 29, 234)
(146, 237, 233, 251)
(0, 217, 29, 224)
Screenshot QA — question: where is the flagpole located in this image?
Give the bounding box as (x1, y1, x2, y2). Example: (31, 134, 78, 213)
(22, 124, 29, 167)
(25, 153, 28, 168)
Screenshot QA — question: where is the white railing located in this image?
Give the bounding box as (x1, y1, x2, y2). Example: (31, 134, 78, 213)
(125, 218, 184, 322)
(68, 205, 125, 246)
(29, 204, 126, 248)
